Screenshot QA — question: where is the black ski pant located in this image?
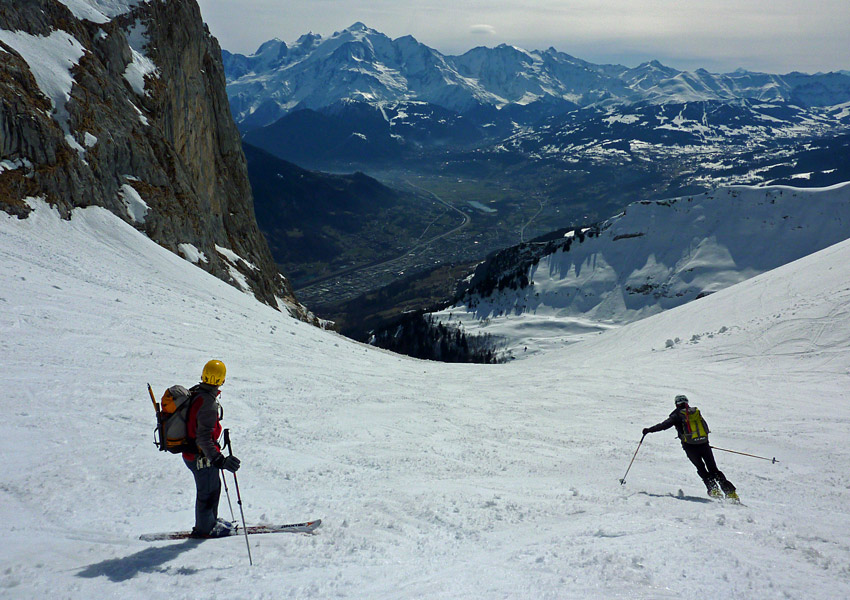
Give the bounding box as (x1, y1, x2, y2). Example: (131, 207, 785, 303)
(185, 457, 221, 535)
(682, 443, 735, 493)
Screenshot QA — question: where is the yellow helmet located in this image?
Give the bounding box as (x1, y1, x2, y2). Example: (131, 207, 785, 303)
(201, 359, 226, 385)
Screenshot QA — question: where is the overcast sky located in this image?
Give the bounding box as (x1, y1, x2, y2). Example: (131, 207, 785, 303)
(197, 0, 849, 74)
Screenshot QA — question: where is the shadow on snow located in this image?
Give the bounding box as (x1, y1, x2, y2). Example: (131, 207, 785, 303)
(638, 491, 714, 504)
(77, 539, 202, 582)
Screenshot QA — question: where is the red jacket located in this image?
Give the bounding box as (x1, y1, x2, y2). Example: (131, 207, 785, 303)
(182, 384, 223, 461)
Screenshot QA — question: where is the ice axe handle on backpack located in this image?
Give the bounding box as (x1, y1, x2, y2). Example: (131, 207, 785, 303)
(147, 383, 160, 415)
(148, 383, 166, 451)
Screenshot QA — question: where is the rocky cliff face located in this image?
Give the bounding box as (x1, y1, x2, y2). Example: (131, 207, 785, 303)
(0, 0, 310, 319)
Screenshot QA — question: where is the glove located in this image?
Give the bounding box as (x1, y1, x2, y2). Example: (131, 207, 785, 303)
(213, 453, 241, 472)
(642, 428, 650, 436)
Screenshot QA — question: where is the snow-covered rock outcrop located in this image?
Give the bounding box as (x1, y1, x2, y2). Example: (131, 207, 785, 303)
(433, 183, 850, 354)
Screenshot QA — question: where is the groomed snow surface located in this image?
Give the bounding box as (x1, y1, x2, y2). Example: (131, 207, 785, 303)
(2, 199, 849, 599)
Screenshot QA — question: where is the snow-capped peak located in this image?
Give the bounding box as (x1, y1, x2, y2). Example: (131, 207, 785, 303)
(223, 24, 850, 131)
(253, 37, 285, 56)
(344, 21, 372, 33)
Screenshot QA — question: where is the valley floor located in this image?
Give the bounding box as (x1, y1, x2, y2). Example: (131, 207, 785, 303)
(1, 201, 849, 599)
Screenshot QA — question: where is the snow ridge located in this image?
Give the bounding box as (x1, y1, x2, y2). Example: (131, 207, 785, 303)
(55, 0, 149, 24)
(434, 183, 850, 356)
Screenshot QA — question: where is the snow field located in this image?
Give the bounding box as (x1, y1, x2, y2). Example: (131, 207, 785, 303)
(1, 199, 849, 598)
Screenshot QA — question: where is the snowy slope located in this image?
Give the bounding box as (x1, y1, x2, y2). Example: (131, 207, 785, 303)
(2, 198, 850, 598)
(435, 183, 850, 356)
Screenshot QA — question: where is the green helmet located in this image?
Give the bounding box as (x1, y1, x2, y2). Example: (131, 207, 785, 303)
(674, 394, 689, 407)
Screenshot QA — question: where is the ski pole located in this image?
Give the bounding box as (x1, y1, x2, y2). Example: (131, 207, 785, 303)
(619, 433, 646, 485)
(220, 469, 236, 522)
(224, 429, 253, 566)
(710, 445, 778, 463)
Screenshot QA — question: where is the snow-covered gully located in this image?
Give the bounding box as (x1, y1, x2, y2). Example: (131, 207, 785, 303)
(2, 199, 849, 598)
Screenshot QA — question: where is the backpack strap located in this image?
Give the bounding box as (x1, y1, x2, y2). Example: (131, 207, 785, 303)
(181, 385, 206, 452)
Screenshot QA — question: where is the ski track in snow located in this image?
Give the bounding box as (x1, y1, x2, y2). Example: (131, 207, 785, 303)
(1, 199, 850, 598)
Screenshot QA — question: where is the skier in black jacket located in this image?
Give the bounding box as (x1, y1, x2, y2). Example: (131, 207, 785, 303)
(643, 394, 738, 500)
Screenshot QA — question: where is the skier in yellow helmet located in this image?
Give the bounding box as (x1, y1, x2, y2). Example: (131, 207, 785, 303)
(183, 359, 241, 537)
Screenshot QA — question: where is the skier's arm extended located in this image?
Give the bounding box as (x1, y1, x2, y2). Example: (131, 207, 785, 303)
(643, 416, 674, 435)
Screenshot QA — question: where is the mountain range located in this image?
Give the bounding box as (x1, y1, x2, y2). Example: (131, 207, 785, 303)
(223, 22, 850, 133)
(226, 24, 850, 229)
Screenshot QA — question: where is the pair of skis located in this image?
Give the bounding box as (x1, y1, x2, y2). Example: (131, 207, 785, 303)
(140, 519, 321, 542)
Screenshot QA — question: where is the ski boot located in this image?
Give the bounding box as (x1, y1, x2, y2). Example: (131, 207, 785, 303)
(724, 490, 741, 504)
(189, 519, 237, 539)
(210, 518, 237, 537)
(705, 478, 723, 499)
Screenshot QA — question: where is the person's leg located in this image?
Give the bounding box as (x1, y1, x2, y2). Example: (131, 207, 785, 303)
(683, 444, 710, 479)
(185, 458, 221, 535)
(701, 445, 736, 494)
(683, 444, 718, 494)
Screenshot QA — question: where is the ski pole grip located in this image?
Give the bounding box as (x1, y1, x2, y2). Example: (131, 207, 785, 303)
(224, 428, 232, 454)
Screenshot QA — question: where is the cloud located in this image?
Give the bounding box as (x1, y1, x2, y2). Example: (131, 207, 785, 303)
(196, 0, 849, 73)
(469, 24, 496, 36)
